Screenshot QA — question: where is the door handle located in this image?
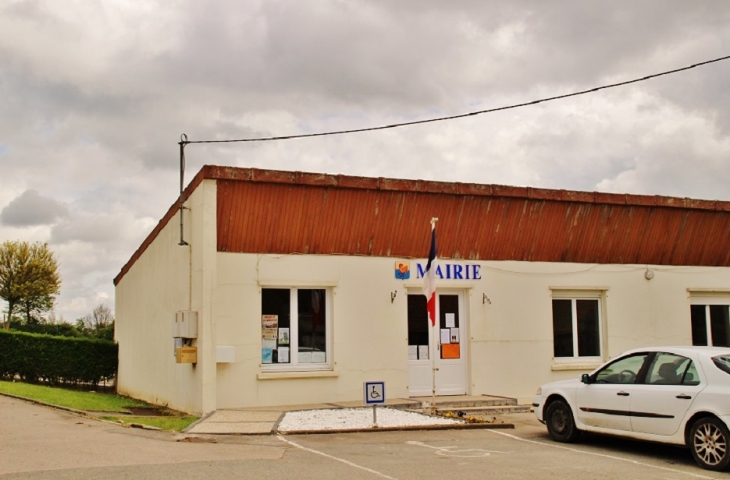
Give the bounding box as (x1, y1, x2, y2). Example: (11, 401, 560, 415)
(617, 392, 630, 396)
(676, 394, 692, 400)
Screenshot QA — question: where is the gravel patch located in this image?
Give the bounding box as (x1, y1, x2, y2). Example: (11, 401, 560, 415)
(278, 407, 462, 432)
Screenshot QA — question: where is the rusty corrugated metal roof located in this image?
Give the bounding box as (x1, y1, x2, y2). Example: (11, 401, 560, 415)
(114, 165, 730, 285)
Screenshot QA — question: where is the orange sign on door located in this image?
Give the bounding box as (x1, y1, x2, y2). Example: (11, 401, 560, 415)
(441, 343, 460, 359)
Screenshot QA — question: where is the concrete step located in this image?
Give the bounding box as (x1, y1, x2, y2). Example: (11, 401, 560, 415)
(436, 404, 533, 416)
(416, 396, 518, 410)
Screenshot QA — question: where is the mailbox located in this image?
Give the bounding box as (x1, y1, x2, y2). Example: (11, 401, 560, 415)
(175, 346, 197, 364)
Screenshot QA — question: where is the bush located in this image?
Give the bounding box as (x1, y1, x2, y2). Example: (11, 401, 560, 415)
(0, 329, 117, 386)
(9, 319, 82, 338)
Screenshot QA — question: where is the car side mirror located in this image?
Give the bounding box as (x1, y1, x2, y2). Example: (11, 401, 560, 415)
(581, 374, 592, 384)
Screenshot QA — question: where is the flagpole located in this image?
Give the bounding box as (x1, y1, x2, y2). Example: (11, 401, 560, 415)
(428, 217, 438, 415)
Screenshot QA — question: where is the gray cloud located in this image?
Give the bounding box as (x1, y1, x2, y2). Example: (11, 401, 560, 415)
(1, 189, 68, 227)
(1, 1, 730, 321)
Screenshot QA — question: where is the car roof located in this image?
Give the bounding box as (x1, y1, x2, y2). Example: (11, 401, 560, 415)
(620, 345, 730, 357)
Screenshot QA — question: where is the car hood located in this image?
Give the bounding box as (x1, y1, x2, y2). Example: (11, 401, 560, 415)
(542, 378, 581, 390)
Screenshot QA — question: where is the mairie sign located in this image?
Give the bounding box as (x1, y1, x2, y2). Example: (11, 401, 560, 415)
(394, 261, 481, 280)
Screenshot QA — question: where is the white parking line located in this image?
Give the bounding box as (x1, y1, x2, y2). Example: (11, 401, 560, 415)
(487, 430, 717, 480)
(277, 436, 398, 480)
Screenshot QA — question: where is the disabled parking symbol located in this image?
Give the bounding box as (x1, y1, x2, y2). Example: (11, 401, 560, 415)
(364, 382, 385, 404)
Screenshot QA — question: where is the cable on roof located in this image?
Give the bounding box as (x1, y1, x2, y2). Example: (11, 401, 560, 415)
(181, 53, 730, 145)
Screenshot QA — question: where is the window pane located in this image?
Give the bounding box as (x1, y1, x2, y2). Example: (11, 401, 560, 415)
(298, 289, 326, 363)
(595, 354, 648, 384)
(710, 305, 730, 347)
(691, 305, 708, 346)
(552, 299, 574, 358)
(647, 353, 687, 385)
(713, 355, 730, 376)
(576, 299, 600, 357)
(682, 361, 700, 386)
(262, 289, 290, 364)
(408, 295, 428, 347)
(439, 295, 460, 359)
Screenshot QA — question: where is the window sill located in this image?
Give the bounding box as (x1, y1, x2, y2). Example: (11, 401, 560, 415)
(551, 362, 601, 371)
(257, 370, 338, 380)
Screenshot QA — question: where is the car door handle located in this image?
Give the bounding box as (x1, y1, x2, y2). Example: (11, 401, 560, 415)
(617, 392, 630, 396)
(676, 394, 692, 400)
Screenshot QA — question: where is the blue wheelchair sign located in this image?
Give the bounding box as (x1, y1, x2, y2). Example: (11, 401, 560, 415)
(364, 381, 385, 405)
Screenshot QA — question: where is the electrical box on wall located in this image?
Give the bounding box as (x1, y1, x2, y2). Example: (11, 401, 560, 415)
(175, 346, 197, 364)
(173, 311, 198, 338)
(216, 346, 235, 363)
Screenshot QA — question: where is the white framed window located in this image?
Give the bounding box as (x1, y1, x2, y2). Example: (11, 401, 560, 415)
(261, 288, 331, 371)
(551, 291, 603, 362)
(690, 296, 730, 347)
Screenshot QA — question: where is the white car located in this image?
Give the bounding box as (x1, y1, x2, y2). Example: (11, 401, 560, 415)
(533, 346, 730, 471)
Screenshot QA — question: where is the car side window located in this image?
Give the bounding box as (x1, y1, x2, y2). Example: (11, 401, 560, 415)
(595, 353, 649, 384)
(646, 353, 700, 386)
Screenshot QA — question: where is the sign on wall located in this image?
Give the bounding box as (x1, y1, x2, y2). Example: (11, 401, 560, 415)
(394, 261, 482, 280)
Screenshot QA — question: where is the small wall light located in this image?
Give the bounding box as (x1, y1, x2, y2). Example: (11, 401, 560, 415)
(644, 268, 655, 280)
(483, 293, 491, 305)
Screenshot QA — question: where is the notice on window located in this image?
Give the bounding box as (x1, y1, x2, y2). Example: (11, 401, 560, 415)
(441, 343, 460, 359)
(445, 313, 456, 328)
(262, 339, 276, 364)
(262, 327, 278, 340)
(262, 315, 278, 328)
(299, 351, 313, 363)
(418, 345, 429, 360)
(278, 328, 290, 345)
(440, 329, 451, 344)
(312, 351, 326, 363)
(408, 345, 418, 360)
(278, 346, 290, 363)
(450, 328, 460, 344)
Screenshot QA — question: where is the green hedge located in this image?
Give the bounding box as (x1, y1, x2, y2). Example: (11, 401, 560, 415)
(0, 330, 117, 385)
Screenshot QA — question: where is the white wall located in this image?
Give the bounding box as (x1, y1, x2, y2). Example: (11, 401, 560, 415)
(212, 255, 730, 408)
(214, 253, 410, 408)
(115, 180, 217, 415)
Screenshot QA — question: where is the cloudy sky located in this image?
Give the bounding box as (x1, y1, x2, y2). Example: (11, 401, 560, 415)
(1, 1, 730, 322)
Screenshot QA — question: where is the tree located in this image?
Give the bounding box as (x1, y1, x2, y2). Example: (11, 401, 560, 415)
(76, 303, 115, 340)
(0, 241, 61, 326)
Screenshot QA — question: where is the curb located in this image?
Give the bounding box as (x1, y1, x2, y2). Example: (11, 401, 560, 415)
(0, 392, 167, 431)
(277, 422, 515, 435)
(182, 410, 217, 433)
(0, 391, 91, 418)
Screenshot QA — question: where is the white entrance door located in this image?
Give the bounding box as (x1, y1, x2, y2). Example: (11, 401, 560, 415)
(408, 291, 468, 396)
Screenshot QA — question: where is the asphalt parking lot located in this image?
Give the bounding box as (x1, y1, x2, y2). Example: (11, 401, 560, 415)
(0, 395, 722, 480)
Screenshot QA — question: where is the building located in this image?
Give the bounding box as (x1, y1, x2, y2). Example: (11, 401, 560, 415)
(114, 165, 730, 415)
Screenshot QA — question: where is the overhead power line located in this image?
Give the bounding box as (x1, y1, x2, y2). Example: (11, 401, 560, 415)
(181, 53, 730, 145)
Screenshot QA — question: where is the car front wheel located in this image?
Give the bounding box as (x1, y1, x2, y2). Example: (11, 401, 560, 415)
(545, 399, 580, 443)
(689, 417, 730, 471)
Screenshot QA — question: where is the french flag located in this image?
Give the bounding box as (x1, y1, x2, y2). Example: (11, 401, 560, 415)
(423, 219, 437, 327)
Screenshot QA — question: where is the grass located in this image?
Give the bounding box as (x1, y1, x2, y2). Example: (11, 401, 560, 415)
(0, 380, 199, 431)
(0, 380, 148, 411)
(101, 415, 199, 432)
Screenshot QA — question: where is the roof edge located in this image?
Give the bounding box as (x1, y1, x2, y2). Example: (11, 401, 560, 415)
(114, 165, 730, 286)
(204, 165, 730, 211)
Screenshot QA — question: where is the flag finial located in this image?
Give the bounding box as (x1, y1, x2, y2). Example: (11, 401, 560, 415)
(430, 217, 438, 229)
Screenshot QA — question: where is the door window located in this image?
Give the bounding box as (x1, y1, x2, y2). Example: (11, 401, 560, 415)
(407, 294, 429, 360)
(645, 353, 700, 386)
(439, 294, 460, 359)
(594, 353, 650, 384)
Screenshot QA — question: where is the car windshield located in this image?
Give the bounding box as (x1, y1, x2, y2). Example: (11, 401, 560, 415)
(712, 355, 730, 375)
